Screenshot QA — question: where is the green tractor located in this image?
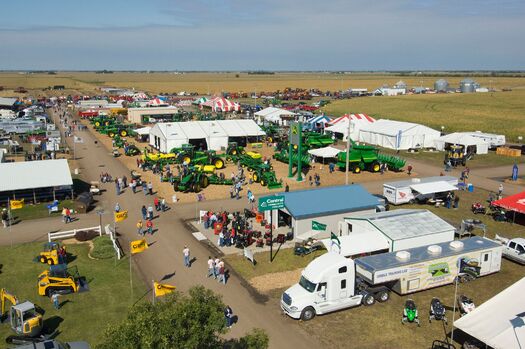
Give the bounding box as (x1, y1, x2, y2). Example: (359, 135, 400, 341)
(172, 169, 210, 193)
(170, 145, 226, 169)
(250, 166, 282, 189)
(91, 116, 115, 129)
(125, 144, 141, 156)
(226, 142, 246, 157)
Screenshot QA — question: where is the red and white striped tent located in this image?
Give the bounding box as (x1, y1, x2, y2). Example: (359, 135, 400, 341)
(328, 113, 376, 125)
(147, 98, 169, 107)
(325, 113, 376, 141)
(201, 97, 240, 112)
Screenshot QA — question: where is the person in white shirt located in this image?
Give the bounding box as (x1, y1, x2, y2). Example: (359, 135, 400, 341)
(183, 246, 190, 267)
(207, 257, 216, 278)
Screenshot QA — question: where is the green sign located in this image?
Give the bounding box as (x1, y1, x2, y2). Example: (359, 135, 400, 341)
(312, 221, 327, 231)
(258, 195, 285, 212)
(290, 122, 300, 145)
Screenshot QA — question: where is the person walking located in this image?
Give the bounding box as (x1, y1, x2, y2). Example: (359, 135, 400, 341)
(122, 175, 128, 188)
(207, 256, 216, 278)
(141, 205, 147, 221)
(65, 207, 71, 223)
(130, 180, 136, 193)
(62, 207, 68, 223)
(224, 306, 233, 328)
(218, 260, 226, 284)
(407, 164, 413, 175)
(1, 209, 8, 228)
(214, 257, 220, 277)
(115, 179, 121, 196)
(142, 181, 148, 195)
(183, 246, 190, 267)
(146, 219, 153, 235)
(329, 162, 335, 173)
(115, 202, 121, 213)
(148, 182, 153, 196)
(147, 204, 154, 220)
(454, 195, 460, 209)
(136, 220, 143, 236)
(154, 197, 160, 211)
(51, 292, 60, 310)
(160, 198, 167, 212)
(498, 183, 504, 197)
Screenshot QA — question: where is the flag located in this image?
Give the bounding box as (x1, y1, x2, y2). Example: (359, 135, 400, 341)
(114, 210, 128, 222)
(10, 199, 24, 210)
(130, 239, 148, 254)
(330, 232, 341, 252)
(312, 220, 327, 231)
(154, 281, 176, 297)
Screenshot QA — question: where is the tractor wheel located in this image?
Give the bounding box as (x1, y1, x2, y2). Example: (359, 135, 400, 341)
(193, 183, 201, 193)
(353, 165, 361, 174)
(201, 175, 209, 188)
(120, 130, 128, 137)
(231, 149, 237, 155)
(267, 136, 273, 143)
(40, 256, 47, 264)
(252, 172, 259, 182)
(108, 132, 115, 138)
(94, 121, 101, 127)
(369, 161, 381, 172)
(104, 121, 110, 126)
(214, 158, 224, 169)
(261, 179, 267, 187)
(241, 149, 246, 154)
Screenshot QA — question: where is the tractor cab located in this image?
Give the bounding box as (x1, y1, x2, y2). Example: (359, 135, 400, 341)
(10, 302, 43, 337)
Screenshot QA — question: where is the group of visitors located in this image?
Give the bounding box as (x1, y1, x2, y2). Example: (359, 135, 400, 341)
(445, 191, 460, 209)
(114, 176, 128, 195)
(308, 173, 321, 186)
(207, 256, 227, 284)
(61, 207, 73, 223)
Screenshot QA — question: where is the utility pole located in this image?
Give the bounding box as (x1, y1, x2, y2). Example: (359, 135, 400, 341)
(345, 118, 351, 185)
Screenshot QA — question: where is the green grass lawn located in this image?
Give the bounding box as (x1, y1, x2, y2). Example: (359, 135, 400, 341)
(225, 247, 324, 281)
(0, 242, 146, 348)
(10, 200, 74, 222)
(380, 148, 524, 169)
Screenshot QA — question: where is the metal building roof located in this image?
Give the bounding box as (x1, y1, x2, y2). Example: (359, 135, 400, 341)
(355, 236, 500, 272)
(280, 184, 379, 220)
(346, 209, 456, 241)
(0, 159, 73, 192)
(0, 97, 17, 107)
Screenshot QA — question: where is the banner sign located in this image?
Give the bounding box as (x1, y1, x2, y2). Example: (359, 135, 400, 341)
(312, 221, 327, 231)
(258, 195, 285, 212)
(114, 210, 128, 222)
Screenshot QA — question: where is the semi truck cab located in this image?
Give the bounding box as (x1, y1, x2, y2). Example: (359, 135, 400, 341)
(281, 253, 387, 321)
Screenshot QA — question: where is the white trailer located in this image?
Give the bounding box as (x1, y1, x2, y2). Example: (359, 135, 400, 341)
(281, 237, 502, 321)
(466, 131, 505, 149)
(383, 176, 458, 205)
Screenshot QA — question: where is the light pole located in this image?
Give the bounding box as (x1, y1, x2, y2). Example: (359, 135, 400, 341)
(441, 125, 445, 136)
(345, 118, 351, 185)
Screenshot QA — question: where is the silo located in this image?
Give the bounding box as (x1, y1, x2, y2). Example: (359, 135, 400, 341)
(460, 78, 476, 93)
(434, 79, 449, 92)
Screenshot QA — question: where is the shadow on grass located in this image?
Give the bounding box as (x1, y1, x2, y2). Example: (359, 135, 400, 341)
(160, 271, 176, 281)
(43, 315, 64, 335)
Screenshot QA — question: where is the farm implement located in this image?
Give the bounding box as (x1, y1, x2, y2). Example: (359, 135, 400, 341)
(273, 148, 311, 168)
(336, 139, 405, 173)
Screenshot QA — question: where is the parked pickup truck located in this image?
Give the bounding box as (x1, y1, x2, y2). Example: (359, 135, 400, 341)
(495, 234, 525, 265)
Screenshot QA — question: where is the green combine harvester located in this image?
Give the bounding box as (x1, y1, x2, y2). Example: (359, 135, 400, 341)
(336, 139, 406, 173)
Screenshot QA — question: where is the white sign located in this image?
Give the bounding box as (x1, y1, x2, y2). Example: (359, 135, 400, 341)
(244, 248, 255, 264)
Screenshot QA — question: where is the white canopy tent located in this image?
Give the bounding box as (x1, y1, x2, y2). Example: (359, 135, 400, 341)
(358, 119, 440, 150)
(149, 120, 265, 152)
(308, 146, 341, 159)
(254, 107, 297, 125)
(435, 132, 489, 155)
(133, 126, 151, 136)
(410, 181, 458, 195)
(455, 277, 525, 349)
(320, 232, 389, 257)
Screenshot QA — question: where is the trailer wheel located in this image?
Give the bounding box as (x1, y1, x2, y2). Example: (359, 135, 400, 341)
(363, 293, 375, 306)
(300, 307, 316, 321)
(375, 290, 390, 303)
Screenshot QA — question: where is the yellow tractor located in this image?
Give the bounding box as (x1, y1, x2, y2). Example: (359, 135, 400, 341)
(36, 242, 65, 266)
(37, 265, 87, 297)
(1, 288, 43, 338)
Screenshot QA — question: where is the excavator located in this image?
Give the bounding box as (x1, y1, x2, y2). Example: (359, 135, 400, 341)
(1, 288, 43, 340)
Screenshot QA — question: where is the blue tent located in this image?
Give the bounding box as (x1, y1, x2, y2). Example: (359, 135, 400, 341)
(304, 115, 331, 131)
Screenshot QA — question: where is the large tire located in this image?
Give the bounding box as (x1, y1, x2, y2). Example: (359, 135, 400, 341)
(47, 258, 54, 266)
(353, 165, 361, 174)
(104, 121, 110, 126)
(94, 121, 101, 127)
(260, 179, 267, 187)
(193, 183, 201, 193)
(375, 290, 390, 303)
(214, 158, 224, 169)
(108, 132, 115, 138)
(120, 130, 128, 137)
(252, 172, 259, 182)
(231, 149, 237, 155)
(369, 161, 381, 173)
(201, 176, 209, 188)
(300, 307, 316, 321)
(362, 293, 375, 306)
(40, 256, 47, 264)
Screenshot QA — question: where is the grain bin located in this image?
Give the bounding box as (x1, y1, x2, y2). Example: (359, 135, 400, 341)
(434, 79, 449, 92)
(460, 78, 476, 93)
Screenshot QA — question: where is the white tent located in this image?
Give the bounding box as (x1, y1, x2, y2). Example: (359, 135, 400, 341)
(455, 277, 525, 349)
(133, 126, 151, 136)
(254, 107, 297, 125)
(435, 132, 489, 154)
(358, 119, 440, 150)
(149, 120, 265, 152)
(325, 114, 376, 141)
(308, 146, 341, 159)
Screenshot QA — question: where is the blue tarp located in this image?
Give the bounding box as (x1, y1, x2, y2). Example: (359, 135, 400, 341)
(280, 184, 379, 219)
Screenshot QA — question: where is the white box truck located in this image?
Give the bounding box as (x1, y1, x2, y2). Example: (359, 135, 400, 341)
(281, 237, 502, 321)
(383, 176, 458, 205)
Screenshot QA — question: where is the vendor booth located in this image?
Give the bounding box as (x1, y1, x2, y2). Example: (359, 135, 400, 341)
(491, 191, 525, 224)
(435, 132, 489, 155)
(325, 114, 376, 141)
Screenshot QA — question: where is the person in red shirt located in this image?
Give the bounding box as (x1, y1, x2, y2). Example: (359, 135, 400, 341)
(146, 219, 153, 235)
(154, 197, 160, 211)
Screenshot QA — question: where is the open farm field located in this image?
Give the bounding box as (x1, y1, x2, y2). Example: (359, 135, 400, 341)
(1, 72, 525, 96)
(323, 89, 525, 142)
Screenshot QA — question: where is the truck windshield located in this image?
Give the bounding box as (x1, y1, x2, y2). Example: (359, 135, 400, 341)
(299, 276, 317, 293)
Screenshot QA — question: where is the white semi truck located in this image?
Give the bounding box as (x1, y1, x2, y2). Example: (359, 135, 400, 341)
(281, 237, 502, 321)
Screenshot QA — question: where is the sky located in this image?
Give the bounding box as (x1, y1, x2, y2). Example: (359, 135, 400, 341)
(0, 0, 524, 70)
